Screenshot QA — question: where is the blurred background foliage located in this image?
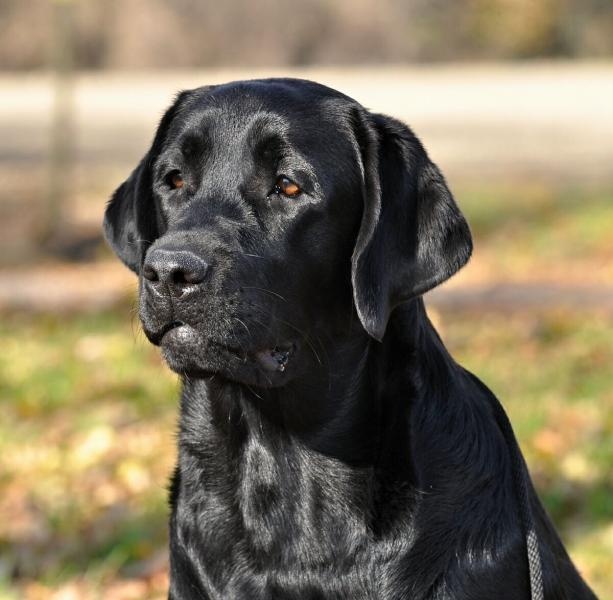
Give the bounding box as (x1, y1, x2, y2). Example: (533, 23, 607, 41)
(0, 0, 612, 598)
(1, 0, 613, 69)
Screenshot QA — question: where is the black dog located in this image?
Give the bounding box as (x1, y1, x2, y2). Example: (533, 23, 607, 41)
(104, 79, 596, 599)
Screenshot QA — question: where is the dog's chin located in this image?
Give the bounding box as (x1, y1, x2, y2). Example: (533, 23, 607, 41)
(155, 323, 298, 388)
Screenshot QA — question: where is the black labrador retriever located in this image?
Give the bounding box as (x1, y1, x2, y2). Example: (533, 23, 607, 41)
(104, 79, 596, 599)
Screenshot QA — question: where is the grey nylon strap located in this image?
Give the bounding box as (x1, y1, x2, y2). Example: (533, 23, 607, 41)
(500, 409, 545, 600)
(513, 451, 544, 600)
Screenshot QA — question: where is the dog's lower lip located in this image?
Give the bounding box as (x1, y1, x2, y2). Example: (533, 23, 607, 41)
(255, 343, 296, 372)
(152, 320, 185, 345)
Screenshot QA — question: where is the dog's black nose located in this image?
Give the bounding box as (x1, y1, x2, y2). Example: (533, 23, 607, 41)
(142, 249, 209, 297)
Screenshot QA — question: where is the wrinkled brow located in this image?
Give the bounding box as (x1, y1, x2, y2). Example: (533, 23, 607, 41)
(246, 112, 290, 150)
(251, 133, 288, 162)
(179, 127, 211, 162)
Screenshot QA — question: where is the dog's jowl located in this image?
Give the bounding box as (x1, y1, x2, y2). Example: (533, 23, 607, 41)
(104, 79, 596, 599)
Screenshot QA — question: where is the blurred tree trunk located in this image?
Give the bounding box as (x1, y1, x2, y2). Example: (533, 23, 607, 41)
(43, 0, 75, 249)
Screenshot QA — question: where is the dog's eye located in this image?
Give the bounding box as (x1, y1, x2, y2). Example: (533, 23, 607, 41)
(166, 171, 184, 190)
(272, 176, 301, 198)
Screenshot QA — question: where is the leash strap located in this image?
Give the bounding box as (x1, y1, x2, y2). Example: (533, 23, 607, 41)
(468, 372, 545, 599)
(513, 450, 544, 600)
(526, 528, 544, 599)
(499, 408, 545, 600)
(467, 371, 544, 599)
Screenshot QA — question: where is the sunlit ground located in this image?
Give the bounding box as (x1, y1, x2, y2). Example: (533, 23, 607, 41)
(1, 183, 611, 599)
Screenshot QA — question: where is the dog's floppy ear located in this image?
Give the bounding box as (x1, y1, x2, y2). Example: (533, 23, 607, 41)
(103, 90, 192, 272)
(351, 112, 472, 341)
(103, 156, 155, 272)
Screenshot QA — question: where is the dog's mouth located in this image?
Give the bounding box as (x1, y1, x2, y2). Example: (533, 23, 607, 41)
(147, 320, 298, 377)
(254, 343, 297, 372)
(147, 320, 186, 346)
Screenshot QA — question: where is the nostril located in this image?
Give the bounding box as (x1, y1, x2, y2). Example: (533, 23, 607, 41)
(175, 266, 207, 285)
(172, 262, 208, 285)
(142, 264, 159, 282)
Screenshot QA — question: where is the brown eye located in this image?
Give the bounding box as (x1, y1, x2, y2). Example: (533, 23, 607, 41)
(168, 171, 184, 190)
(275, 176, 300, 198)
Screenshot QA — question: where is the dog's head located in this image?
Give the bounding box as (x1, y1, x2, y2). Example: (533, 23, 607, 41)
(104, 79, 472, 386)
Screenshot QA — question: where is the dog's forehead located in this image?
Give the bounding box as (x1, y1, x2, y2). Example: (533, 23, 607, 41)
(190, 78, 355, 113)
(170, 79, 357, 150)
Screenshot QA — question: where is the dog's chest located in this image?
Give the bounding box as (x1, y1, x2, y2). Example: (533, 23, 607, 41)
(173, 400, 525, 599)
(236, 434, 376, 560)
(175, 430, 423, 597)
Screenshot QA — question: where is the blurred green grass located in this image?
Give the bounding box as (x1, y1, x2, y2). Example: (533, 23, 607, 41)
(445, 309, 613, 595)
(455, 182, 613, 282)
(0, 311, 179, 598)
(461, 183, 613, 242)
(0, 182, 611, 598)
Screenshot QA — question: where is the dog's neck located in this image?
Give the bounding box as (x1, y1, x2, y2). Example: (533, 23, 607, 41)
(174, 300, 504, 567)
(176, 299, 455, 499)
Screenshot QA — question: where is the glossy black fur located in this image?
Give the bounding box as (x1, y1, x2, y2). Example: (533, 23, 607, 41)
(104, 79, 596, 599)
